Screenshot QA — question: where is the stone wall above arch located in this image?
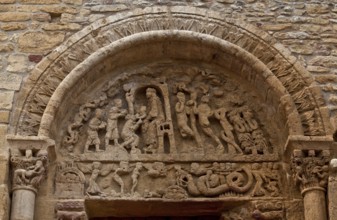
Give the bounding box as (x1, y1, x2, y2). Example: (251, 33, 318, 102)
(10, 6, 332, 139)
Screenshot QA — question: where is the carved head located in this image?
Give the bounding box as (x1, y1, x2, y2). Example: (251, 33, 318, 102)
(94, 109, 103, 118)
(177, 92, 186, 102)
(201, 95, 210, 103)
(146, 88, 157, 98)
(92, 162, 102, 170)
(113, 99, 123, 108)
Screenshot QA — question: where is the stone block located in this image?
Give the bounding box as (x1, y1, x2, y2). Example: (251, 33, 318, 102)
(40, 5, 79, 14)
(0, 5, 15, 12)
(307, 66, 330, 73)
(90, 4, 128, 12)
(0, 43, 14, 52)
(309, 56, 337, 68)
(28, 54, 43, 63)
(16, 5, 40, 12)
(289, 45, 314, 55)
(18, 31, 65, 53)
(262, 23, 292, 31)
(42, 23, 82, 31)
(62, 0, 82, 5)
(0, 158, 8, 183)
(0, 92, 14, 110)
(306, 3, 330, 14)
(0, 74, 22, 90)
(315, 75, 337, 84)
(32, 13, 51, 22)
(18, 0, 60, 3)
(0, 111, 10, 123)
(0, 184, 9, 220)
(7, 54, 29, 73)
(274, 31, 310, 40)
(0, 22, 28, 31)
(0, 12, 31, 22)
(0, 0, 14, 3)
(0, 33, 8, 42)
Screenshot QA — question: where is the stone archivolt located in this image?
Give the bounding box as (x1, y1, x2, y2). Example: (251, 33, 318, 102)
(12, 7, 331, 139)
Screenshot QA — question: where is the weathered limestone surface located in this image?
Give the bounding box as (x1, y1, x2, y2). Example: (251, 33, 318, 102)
(0, 1, 337, 220)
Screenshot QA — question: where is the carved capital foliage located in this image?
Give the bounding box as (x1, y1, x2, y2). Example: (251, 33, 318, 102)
(291, 149, 330, 193)
(11, 149, 48, 192)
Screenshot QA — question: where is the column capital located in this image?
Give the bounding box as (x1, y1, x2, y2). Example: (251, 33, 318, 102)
(7, 135, 55, 192)
(11, 149, 48, 193)
(291, 149, 330, 194)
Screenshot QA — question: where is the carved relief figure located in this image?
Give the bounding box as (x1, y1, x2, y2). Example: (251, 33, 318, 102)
(84, 109, 106, 152)
(120, 114, 143, 154)
(252, 129, 268, 155)
(175, 92, 194, 138)
(237, 132, 254, 154)
(112, 161, 131, 195)
(14, 159, 46, 188)
(77, 162, 112, 197)
(195, 95, 223, 152)
(142, 87, 165, 153)
(63, 94, 108, 152)
(241, 107, 258, 131)
(214, 107, 242, 154)
(86, 162, 104, 196)
(184, 87, 203, 149)
(131, 162, 143, 195)
(105, 99, 127, 147)
(12, 150, 48, 190)
(227, 110, 247, 133)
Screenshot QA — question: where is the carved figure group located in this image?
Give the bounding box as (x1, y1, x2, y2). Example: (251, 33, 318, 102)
(174, 82, 268, 156)
(12, 150, 48, 190)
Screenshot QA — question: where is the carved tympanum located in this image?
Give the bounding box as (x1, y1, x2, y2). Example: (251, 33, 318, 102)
(52, 67, 286, 208)
(60, 68, 275, 161)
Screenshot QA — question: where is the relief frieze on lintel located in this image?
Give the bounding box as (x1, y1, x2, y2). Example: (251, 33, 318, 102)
(55, 160, 282, 200)
(60, 67, 279, 162)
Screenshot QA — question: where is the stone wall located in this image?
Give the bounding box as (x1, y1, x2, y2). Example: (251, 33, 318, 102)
(1, 0, 337, 219)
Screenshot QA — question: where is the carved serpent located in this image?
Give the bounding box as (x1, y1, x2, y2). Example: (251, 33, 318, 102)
(186, 167, 253, 197)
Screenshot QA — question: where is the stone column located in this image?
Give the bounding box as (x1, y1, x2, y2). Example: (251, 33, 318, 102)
(10, 149, 48, 220)
(291, 149, 330, 220)
(328, 159, 337, 220)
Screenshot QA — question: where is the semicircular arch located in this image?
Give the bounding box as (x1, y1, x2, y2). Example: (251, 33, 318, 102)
(11, 6, 332, 138)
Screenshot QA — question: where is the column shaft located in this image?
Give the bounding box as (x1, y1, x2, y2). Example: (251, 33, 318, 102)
(11, 189, 36, 220)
